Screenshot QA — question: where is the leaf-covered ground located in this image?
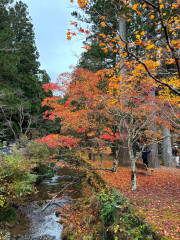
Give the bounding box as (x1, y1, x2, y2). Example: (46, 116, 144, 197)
(86, 156, 180, 240)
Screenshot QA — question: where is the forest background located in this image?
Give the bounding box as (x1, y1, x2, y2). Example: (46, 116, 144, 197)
(0, 0, 180, 238)
(0, 0, 180, 188)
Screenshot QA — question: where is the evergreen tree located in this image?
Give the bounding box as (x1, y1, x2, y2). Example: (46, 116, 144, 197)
(74, 0, 119, 71)
(9, 1, 42, 113)
(0, 0, 18, 88)
(0, 1, 53, 141)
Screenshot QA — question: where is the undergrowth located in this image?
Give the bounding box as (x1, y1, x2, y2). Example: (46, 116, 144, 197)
(61, 167, 159, 240)
(0, 140, 58, 230)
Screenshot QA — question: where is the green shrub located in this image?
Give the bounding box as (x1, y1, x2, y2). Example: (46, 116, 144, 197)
(23, 140, 58, 161)
(16, 135, 29, 148)
(21, 140, 58, 181)
(100, 189, 126, 226)
(0, 154, 36, 208)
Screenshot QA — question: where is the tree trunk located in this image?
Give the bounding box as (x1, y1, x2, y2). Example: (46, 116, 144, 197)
(118, 141, 130, 166)
(118, 15, 126, 71)
(131, 160, 136, 190)
(129, 147, 136, 190)
(148, 141, 159, 168)
(148, 91, 160, 168)
(117, 14, 130, 166)
(112, 148, 119, 173)
(93, 153, 95, 161)
(88, 150, 92, 160)
(162, 126, 173, 166)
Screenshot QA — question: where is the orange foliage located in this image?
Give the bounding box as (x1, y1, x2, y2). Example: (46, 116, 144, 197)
(70, 0, 180, 96)
(41, 66, 179, 181)
(88, 158, 180, 239)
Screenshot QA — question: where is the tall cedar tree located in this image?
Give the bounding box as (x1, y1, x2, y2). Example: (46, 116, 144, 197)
(0, 0, 53, 140)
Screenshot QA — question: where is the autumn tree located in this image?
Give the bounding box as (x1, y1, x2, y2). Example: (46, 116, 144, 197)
(37, 0, 180, 190)
(41, 69, 103, 148)
(69, 0, 180, 168)
(41, 65, 180, 190)
(70, 0, 180, 95)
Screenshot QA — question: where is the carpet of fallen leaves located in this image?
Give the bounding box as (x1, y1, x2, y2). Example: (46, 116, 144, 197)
(60, 182, 102, 240)
(85, 154, 180, 240)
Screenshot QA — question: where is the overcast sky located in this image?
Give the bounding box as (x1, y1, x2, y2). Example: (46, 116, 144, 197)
(21, 0, 84, 83)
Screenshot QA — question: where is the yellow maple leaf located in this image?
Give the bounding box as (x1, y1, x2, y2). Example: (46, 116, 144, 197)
(99, 43, 106, 47)
(141, 31, 145, 36)
(101, 22, 106, 27)
(103, 47, 108, 53)
(150, 15, 155, 19)
(67, 35, 71, 40)
(84, 45, 91, 50)
(100, 16, 106, 20)
(136, 35, 141, 40)
(133, 3, 139, 10)
(160, 4, 164, 9)
(137, 11, 142, 15)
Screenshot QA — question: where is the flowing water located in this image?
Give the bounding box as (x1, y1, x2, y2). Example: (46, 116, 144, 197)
(8, 162, 82, 240)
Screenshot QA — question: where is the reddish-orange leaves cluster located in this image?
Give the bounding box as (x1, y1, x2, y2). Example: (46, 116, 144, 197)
(37, 134, 79, 148)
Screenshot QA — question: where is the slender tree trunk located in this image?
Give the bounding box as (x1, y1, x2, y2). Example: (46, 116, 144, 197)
(93, 153, 95, 161)
(162, 126, 173, 166)
(131, 159, 136, 190)
(24, 118, 32, 136)
(112, 148, 119, 173)
(129, 147, 136, 190)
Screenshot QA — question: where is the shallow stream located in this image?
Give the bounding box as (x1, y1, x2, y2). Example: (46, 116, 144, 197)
(8, 162, 82, 240)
